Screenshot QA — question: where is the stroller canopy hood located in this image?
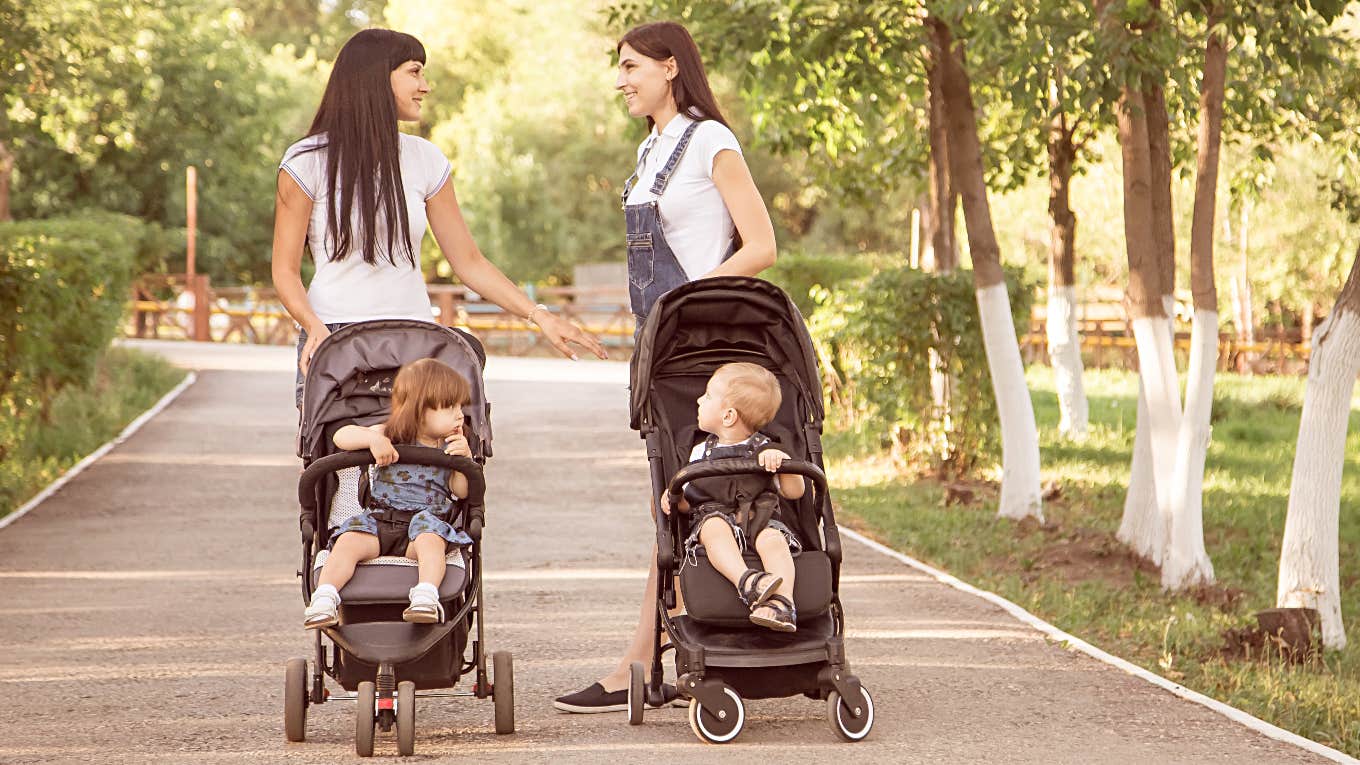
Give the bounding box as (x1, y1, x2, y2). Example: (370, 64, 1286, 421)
(298, 320, 490, 460)
(630, 277, 823, 430)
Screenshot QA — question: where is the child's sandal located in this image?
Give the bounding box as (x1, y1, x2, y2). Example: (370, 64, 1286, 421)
(403, 586, 446, 624)
(736, 569, 782, 609)
(303, 592, 340, 630)
(749, 594, 797, 633)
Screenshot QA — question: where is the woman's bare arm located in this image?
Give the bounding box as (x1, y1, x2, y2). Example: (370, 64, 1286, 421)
(705, 149, 777, 278)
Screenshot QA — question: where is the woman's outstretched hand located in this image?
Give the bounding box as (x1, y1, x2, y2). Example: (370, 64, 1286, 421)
(536, 312, 608, 361)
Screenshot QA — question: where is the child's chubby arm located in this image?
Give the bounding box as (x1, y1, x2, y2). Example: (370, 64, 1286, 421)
(442, 426, 472, 499)
(757, 447, 806, 500)
(333, 423, 399, 466)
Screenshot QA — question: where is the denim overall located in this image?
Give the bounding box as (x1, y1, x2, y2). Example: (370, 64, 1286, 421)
(622, 120, 734, 325)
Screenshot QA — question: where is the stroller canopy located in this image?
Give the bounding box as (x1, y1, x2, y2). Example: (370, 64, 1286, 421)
(298, 320, 491, 460)
(630, 277, 823, 431)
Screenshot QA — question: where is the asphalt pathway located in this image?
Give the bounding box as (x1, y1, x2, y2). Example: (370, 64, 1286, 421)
(0, 340, 1335, 763)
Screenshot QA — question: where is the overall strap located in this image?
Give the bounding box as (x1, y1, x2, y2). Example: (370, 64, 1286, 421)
(620, 134, 660, 207)
(700, 432, 720, 461)
(648, 120, 703, 197)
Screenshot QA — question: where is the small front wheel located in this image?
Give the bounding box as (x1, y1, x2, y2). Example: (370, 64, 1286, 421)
(355, 681, 376, 757)
(284, 658, 308, 742)
(827, 686, 874, 742)
(395, 681, 416, 756)
(493, 651, 515, 734)
(687, 687, 744, 744)
(627, 661, 645, 726)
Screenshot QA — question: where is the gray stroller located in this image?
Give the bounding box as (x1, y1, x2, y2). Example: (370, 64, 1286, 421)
(285, 319, 512, 756)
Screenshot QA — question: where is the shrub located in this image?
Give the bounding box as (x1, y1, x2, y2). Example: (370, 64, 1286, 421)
(809, 266, 1034, 474)
(763, 251, 886, 316)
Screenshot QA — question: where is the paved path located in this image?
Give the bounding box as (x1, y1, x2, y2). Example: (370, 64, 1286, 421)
(0, 341, 1335, 763)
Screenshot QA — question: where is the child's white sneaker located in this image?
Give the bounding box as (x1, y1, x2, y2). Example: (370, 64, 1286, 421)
(403, 583, 444, 624)
(304, 586, 340, 629)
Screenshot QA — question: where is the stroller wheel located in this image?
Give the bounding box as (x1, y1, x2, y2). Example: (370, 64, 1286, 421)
(826, 686, 874, 742)
(395, 681, 416, 756)
(355, 681, 376, 757)
(284, 658, 308, 742)
(627, 661, 645, 726)
(492, 651, 515, 734)
(687, 687, 744, 744)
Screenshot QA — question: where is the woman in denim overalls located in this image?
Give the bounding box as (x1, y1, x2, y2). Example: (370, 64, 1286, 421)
(554, 21, 780, 714)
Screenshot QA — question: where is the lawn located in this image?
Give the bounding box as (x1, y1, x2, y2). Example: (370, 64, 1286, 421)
(0, 347, 187, 519)
(825, 366, 1360, 755)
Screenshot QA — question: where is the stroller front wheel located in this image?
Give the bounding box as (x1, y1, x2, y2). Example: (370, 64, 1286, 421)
(827, 686, 874, 742)
(395, 681, 416, 756)
(492, 650, 515, 734)
(687, 687, 744, 744)
(355, 681, 376, 757)
(627, 661, 645, 725)
(284, 657, 308, 742)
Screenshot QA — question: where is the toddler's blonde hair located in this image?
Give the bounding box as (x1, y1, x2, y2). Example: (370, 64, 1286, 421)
(714, 362, 781, 429)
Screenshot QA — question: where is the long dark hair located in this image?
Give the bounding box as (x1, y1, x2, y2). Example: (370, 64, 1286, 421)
(303, 29, 425, 267)
(617, 22, 730, 132)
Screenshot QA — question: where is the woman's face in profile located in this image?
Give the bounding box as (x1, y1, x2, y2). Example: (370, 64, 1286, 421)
(390, 59, 430, 122)
(615, 42, 673, 118)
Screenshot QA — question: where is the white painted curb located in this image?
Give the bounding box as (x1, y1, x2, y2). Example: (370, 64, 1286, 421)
(841, 527, 1357, 764)
(0, 371, 198, 532)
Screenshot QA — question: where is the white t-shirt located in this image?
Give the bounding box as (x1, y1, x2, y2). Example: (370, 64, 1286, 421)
(625, 112, 742, 280)
(279, 132, 452, 324)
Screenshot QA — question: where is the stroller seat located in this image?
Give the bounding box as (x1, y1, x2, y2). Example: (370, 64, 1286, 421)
(313, 466, 469, 605)
(668, 612, 836, 667)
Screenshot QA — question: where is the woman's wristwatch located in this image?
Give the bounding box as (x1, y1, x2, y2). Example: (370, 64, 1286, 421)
(525, 303, 550, 326)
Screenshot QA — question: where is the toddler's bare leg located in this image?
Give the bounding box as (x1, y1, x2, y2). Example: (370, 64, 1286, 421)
(406, 533, 448, 587)
(318, 532, 380, 591)
(752, 528, 795, 619)
(698, 516, 747, 587)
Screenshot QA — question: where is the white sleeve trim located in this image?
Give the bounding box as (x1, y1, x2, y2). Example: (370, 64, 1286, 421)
(278, 161, 317, 201)
(425, 161, 452, 201)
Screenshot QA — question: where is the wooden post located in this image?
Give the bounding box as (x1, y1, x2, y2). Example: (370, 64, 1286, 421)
(186, 166, 198, 278)
(192, 274, 211, 341)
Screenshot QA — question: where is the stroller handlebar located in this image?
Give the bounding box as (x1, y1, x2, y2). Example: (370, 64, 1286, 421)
(664, 457, 828, 504)
(298, 447, 488, 541)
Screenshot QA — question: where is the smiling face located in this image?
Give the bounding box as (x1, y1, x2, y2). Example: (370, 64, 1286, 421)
(390, 59, 429, 121)
(615, 42, 675, 119)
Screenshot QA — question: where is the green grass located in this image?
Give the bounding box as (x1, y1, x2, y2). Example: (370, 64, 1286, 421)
(826, 366, 1360, 755)
(0, 346, 186, 518)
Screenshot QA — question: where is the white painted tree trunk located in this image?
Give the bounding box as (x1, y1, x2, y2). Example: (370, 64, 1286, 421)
(1129, 315, 1183, 533)
(1277, 309, 1360, 649)
(1118, 378, 1164, 564)
(976, 282, 1043, 521)
(1162, 309, 1218, 589)
(1119, 299, 1177, 563)
(1046, 286, 1089, 440)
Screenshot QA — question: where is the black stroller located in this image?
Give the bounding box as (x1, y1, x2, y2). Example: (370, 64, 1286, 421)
(285, 320, 513, 756)
(626, 277, 875, 743)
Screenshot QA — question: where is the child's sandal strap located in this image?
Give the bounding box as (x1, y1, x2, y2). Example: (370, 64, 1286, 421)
(750, 593, 797, 632)
(736, 569, 781, 608)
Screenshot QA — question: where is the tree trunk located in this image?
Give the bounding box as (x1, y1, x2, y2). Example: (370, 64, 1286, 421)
(1277, 245, 1360, 649)
(0, 139, 13, 222)
(1045, 72, 1088, 440)
(924, 39, 957, 274)
(1116, 85, 1183, 560)
(934, 16, 1043, 521)
(1163, 13, 1225, 590)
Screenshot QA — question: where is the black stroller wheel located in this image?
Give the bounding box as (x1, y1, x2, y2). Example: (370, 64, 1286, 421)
(492, 651, 515, 734)
(627, 661, 645, 725)
(284, 658, 308, 742)
(687, 688, 744, 744)
(355, 681, 376, 757)
(395, 681, 416, 756)
(827, 687, 874, 742)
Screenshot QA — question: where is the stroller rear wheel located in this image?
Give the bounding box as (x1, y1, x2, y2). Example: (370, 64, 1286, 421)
(493, 650, 515, 734)
(395, 681, 416, 756)
(284, 658, 308, 742)
(355, 681, 376, 757)
(826, 686, 874, 742)
(687, 687, 744, 744)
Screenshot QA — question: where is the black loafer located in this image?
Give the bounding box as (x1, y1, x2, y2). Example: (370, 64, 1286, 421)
(553, 682, 685, 713)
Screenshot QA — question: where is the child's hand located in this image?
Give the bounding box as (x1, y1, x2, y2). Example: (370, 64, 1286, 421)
(443, 425, 472, 457)
(370, 436, 398, 466)
(660, 492, 671, 515)
(758, 448, 791, 472)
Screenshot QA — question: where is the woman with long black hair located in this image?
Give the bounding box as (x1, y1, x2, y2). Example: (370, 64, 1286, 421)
(273, 28, 605, 406)
(554, 20, 779, 714)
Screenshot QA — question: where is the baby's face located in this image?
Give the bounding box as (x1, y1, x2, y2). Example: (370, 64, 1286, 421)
(696, 376, 730, 433)
(423, 405, 465, 441)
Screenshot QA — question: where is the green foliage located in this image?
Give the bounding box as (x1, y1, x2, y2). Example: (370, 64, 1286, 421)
(809, 265, 1034, 474)
(763, 250, 884, 316)
(0, 213, 142, 427)
(0, 346, 185, 517)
